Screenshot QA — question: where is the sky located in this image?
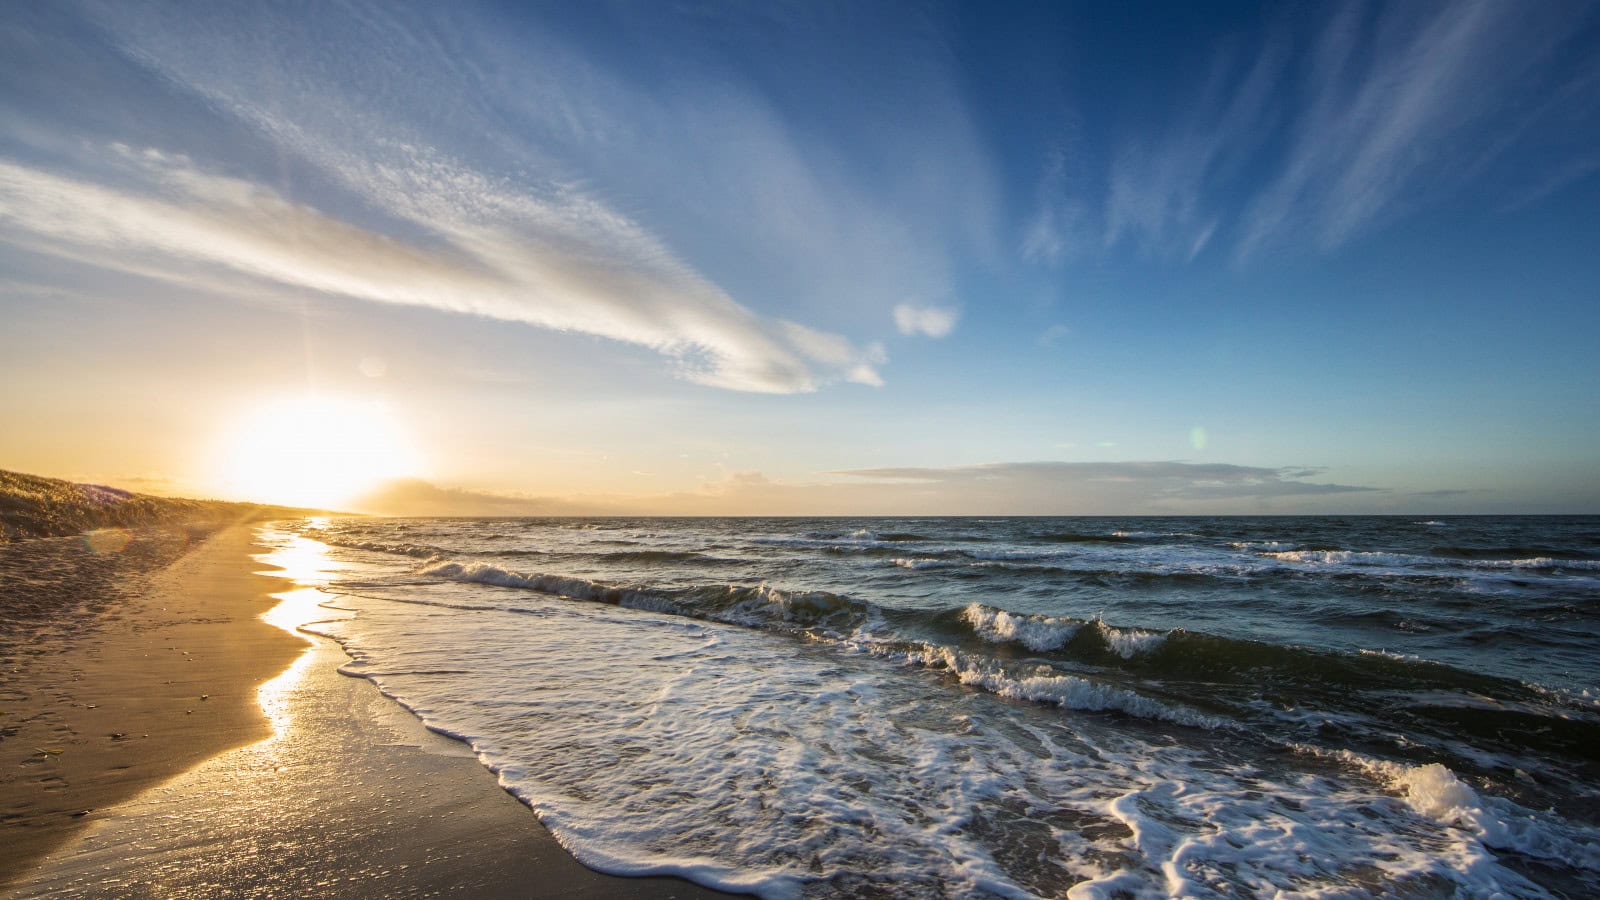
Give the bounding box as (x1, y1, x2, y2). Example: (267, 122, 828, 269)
(1, 0, 1597, 514)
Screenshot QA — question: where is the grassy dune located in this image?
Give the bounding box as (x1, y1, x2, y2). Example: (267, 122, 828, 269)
(0, 469, 319, 542)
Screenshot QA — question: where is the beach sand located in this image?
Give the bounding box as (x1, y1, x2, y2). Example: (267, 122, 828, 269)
(0, 525, 303, 877)
(1, 524, 730, 897)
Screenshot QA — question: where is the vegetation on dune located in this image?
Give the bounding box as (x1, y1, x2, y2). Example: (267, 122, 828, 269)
(0, 469, 317, 542)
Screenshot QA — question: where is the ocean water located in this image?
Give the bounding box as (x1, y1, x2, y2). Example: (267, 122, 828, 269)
(268, 516, 1600, 898)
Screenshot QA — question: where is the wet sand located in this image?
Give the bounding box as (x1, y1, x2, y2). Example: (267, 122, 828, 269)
(2, 524, 730, 898)
(0, 525, 304, 878)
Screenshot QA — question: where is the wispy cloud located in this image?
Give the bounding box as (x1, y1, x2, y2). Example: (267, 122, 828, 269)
(0, 146, 879, 393)
(1021, 141, 1096, 265)
(1236, 0, 1575, 259)
(355, 461, 1384, 516)
(676, 460, 1378, 514)
(1103, 36, 1286, 261)
(893, 304, 959, 339)
(0, 2, 1015, 393)
(838, 461, 1377, 500)
(1027, 1, 1598, 265)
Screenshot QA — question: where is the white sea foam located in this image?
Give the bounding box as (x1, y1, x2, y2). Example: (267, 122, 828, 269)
(1300, 747, 1600, 877)
(1263, 548, 1600, 572)
(1099, 624, 1168, 659)
(327, 537, 447, 559)
(1478, 557, 1600, 570)
(872, 642, 1223, 730)
(961, 604, 1082, 651)
(962, 548, 1058, 561)
(1263, 549, 1422, 567)
(1359, 647, 1426, 663)
(1228, 540, 1295, 551)
(890, 557, 958, 570)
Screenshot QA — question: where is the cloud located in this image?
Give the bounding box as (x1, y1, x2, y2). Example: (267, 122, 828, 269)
(0, 2, 1015, 394)
(781, 322, 888, 386)
(1103, 36, 1286, 261)
(893, 304, 959, 339)
(1021, 142, 1096, 265)
(836, 461, 1380, 508)
(471, 459, 1384, 515)
(0, 146, 883, 393)
(1235, 0, 1569, 258)
(1029, 2, 1597, 264)
(350, 479, 602, 517)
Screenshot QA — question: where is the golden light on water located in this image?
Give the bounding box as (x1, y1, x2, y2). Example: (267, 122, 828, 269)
(254, 532, 346, 736)
(256, 531, 343, 589)
(214, 395, 424, 509)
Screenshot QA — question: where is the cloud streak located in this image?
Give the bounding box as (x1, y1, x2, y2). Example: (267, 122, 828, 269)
(838, 461, 1378, 499)
(1029, 1, 1598, 265)
(1236, 0, 1570, 259)
(0, 2, 1017, 393)
(0, 146, 881, 392)
(356, 460, 1384, 516)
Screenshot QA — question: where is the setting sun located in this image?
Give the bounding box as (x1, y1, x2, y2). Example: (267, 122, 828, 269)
(214, 394, 423, 509)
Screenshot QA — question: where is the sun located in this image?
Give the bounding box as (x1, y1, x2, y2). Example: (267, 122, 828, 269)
(214, 394, 424, 509)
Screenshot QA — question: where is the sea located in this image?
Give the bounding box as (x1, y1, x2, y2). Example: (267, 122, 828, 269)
(264, 515, 1600, 898)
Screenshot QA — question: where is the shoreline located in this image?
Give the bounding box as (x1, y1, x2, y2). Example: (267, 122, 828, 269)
(0, 525, 304, 881)
(3, 522, 732, 897)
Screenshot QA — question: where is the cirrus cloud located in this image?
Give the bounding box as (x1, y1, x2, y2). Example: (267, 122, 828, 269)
(0, 144, 885, 394)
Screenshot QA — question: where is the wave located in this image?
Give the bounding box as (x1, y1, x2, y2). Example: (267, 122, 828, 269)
(592, 549, 729, 564)
(322, 538, 448, 559)
(1299, 746, 1600, 874)
(960, 604, 1084, 652)
(322, 536, 565, 563)
(1470, 557, 1600, 571)
(411, 560, 1228, 729)
(1035, 531, 1138, 544)
(877, 642, 1223, 729)
(1264, 549, 1424, 567)
(875, 532, 938, 542)
(419, 560, 878, 636)
(888, 557, 962, 570)
(958, 604, 1167, 658)
(940, 604, 1571, 724)
(404, 557, 1600, 763)
(1264, 549, 1600, 572)
(1425, 545, 1592, 559)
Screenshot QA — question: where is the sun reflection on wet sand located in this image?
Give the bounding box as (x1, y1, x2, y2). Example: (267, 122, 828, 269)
(15, 525, 454, 894)
(13, 528, 715, 897)
(252, 529, 353, 740)
(255, 528, 348, 588)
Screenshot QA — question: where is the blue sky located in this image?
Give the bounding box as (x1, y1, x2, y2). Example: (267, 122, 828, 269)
(1, 0, 1597, 513)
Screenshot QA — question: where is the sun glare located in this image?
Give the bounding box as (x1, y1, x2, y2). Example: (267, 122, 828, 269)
(215, 394, 423, 509)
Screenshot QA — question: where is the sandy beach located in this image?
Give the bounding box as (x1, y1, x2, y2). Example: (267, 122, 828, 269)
(1, 524, 728, 898)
